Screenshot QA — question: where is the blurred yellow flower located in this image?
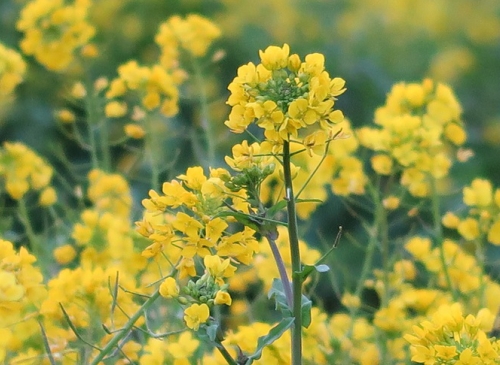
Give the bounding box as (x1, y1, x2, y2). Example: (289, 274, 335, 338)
(53, 244, 76, 265)
(124, 123, 146, 139)
(159, 277, 179, 298)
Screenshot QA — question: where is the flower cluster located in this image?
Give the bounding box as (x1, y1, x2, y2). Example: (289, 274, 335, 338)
(137, 166, 259, 329)
(357, 79, 466, 197)
(16, 0, 96, 71)
(140, 332, 200, 364)
(105, 60, 184, 123)
(443, 178, 500, 245)
(259, 119, 367, 219)
(405, 303, 499, 364)
(0, 43, 26, 101)
(0, 239, 46, 363)
(69, 170, 145, 273)
(39, 267, 142, 362)
(0, 142, 55, 204)
(225, 43, 346, 147)
(155, 14, 221, 68)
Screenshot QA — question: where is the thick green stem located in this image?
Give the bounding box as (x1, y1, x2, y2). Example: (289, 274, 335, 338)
(430, 179, 458, 301)
(282, 141, 302, 365)
(90, 289, 161, 365)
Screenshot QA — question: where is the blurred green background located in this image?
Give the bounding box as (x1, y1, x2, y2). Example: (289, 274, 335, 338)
(1, 0, 500, 309)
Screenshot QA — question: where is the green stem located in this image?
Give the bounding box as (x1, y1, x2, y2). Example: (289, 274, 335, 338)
(191, 57, 215, 167)
(282, 141, 302, 365)
(367, 182, 390, 307)
(343, 219, 378, 363)
(90, 289, 161, 365)
(144, 117, 160, 191)
(430, 179, 458, 301)
(84, 82, 100, 170)
(474, 237, 486, 308)
(214, 327, 238, 365)
(265, 234, 293, 308)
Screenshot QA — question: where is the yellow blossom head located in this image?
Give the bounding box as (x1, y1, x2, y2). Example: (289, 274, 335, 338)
(225, 44, 346, 146)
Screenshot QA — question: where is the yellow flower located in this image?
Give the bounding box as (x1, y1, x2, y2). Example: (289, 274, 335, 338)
(214, 291, 232, 306)
(458, 218, 480, 240)
(105, 101, 127, 117)
(124, 123, 146, 139)
(177, 166, 207, 191)
(445, 123, 467, 145)
(204, 255, 236, 280)
(156, 14, 221, 63)
(16, 0, 95, 71)
(71, 82, 87, 99)
(488, 219, 500, 245)
(371, 154, 393, 175)
(259, 43, 290, 70)
(0, 43, 26, 99)
(166, 332, 200, 360)
(56, 109, 76, 124)
(0, 270, 25, 302)
(53, 244, 76, 265)
(442, 212, 460, 228)
(341, 292, 361, 309)
(39, 187, 57, 206)
(184, 303, 210, 330)
(382, 196, 400, 210)
(434, 345, 457, 360)
(405, 237, 432, 260)
(159, 277, 179, 298)
(463, 179, 493, 207)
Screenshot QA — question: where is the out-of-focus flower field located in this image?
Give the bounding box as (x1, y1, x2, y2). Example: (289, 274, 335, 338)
(1, 0, 500, 364)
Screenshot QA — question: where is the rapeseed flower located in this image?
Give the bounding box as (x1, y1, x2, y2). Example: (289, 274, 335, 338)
(16, 0, 95, 71)
(405, 303, 499, 364)
(0, 142, 53, 201)
(155, 14, 221, 68)
(357, 79, 466, 197)
(444, 179, 500, 245)
(184, 303, 210, 330)
(105, 61, 182, 120)
(225, 43, 346, 147)
(0, 43, 26, 101)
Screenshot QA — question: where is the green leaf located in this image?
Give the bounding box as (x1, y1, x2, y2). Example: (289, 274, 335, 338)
(301, 295, 312, 328)
(205, 323, 219, 342)
(215, 211, 261, 231)
(245, 317, 295, 363)
(268, 279, 292, 317)
(266, 199, 287, 218)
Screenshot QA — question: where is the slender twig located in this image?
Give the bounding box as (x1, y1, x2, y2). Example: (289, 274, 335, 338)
(265, 234, 293, 308)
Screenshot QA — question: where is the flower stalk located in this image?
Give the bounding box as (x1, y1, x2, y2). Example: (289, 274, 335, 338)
(283, 140, 303, 365)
